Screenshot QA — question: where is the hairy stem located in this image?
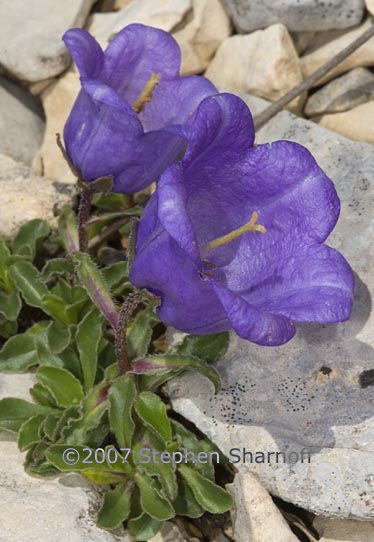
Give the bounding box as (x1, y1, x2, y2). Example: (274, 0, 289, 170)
(78, 189, 93, 253)
(115, 291, 143, 374)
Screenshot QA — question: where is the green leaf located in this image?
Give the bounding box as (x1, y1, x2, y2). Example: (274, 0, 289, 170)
(46, 321, 71, 354)
(135, 392, 171, 443)
(133, 430, 177, 501)
(63, 383, 109, 446)
(127, 307, 159, 359)
(0, 333, 38, 373)
(72, 252, 118, 330)
(171, 420, 215, 479)
(8, 261, 68, 324)
(83, 470, 123, 485)
(12, 219, 50, 259)
(97, 481, 132, 530)
(0, 235, 11, 275)
(173, 332, 229, 363)
(46, 444, 130, 475)
(0, 290, 21, 321)
(76, 309, 103, 392)
(39, 258, 74, 282)
(0, 398, 52, 432)
(127, 513, 163, 541)
(30, 383, 57, 408)
(108, 376, 136, 449)
(92, 192, 133, 211)
(18, 414, 45, 451)
(135, 471, 174, 521)
(0, 319, 18, 339)
(173, 480, 204, 518)
(58, 208, 79, 254)
(178, 464, 233, 514)
(101, 261, 128, 289)
(25, 441, 58, 478)
(131, 354, 221, 393)
(36, 366, 84, 408)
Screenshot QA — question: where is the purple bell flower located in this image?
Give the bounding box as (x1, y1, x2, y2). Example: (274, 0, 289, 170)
(62, 24, 216, 193)
(129, 93, 354, 346)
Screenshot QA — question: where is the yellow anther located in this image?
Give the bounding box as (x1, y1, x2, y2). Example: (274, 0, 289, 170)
(132, 73, 161, 114)
(203, 211, 266, 253)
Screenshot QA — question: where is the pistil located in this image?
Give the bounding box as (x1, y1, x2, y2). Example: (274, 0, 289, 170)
(132, 73, 161, 114)
(203, 211, 266, 253)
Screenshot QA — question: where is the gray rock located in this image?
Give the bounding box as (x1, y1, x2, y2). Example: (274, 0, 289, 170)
(0, 77, 45, 165)
(0, 153, 73, 240)
(0, 374, 125, 542)
(220, 0, 365, 33)
(169, 95, 374, 521)
(0, 0, 95, 83)
(305, 68, 374, 117)
(313, 516, 374, 541)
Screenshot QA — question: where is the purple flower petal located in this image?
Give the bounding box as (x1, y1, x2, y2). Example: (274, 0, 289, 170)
(211, 280, 296, 346)
(63, 28, 104, 79)
(103, 23, 181, 106)
(140, 75, 217, 132)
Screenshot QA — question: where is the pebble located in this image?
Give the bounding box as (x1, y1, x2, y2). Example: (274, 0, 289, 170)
(220, 0, 365, 33)
(228, 473, 299, 542)
(0, 0, 95, 83)
(319, 100, 374, 144)
(314, 517, 374, 542)
(169, 94, 374, 521)
(206, 24, 304, 112)
(366, 0, 374, 15)
(301, 19, 374, 86)
(87, 0, 191, 49)
(0, 77, 45, 165)
(173, 0, 231, 76)
(33, 71, 80, 185)
(0, 153, 73, 240)
(305, 67, 374, 117)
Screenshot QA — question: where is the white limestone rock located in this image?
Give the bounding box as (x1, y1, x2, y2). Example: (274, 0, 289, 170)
(319, 100, 374, 144)
(0, 0, 95, 83)
(220, 0, 365, 33)
(301, 19, 374, 85)
(0, 76, 45, 165)
(305, 67, 374, 117)
(33, 70, 80, 185)
(87, 0, 191, 50)
(228, 472, 299, 542)
(206, 24, 304, 112)
(313, 517, 374, 541)
(0, 153, 73, 240)
(173, 0, 231, 76)
(169, 94, 374, 521)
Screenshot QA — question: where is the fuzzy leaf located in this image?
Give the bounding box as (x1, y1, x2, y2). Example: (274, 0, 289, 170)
(12, 219, 50, 259)
(135, 392, 171, 443)
(127, 307, 159, 359)
(173, 332, 229, 363)
(0, 333, 38, 373)
(0, 398, 53, 432)
(108, 376, 136, 449)
(46, 321, 71, 354)
(58, 208, 79, 254)
(135, 471, 174, 521)
(131, 354, 221, 393)
(76, 308, 103, 392)
(73, 252, 118, 329)
(178, 464, 233, 514)
(127, 513, 163, 541)
(173, 480, 204, 518)
(36, 366, 84, 408)
(18, 414, 45, 451)
(0, 290, 21, 321)
(39, 258, 74, 282)
(97, 481, 132, 529)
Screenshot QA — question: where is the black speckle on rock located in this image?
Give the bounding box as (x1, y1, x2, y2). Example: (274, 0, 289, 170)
(359, 369, 374, 388)
(320, 366, 332, 375)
